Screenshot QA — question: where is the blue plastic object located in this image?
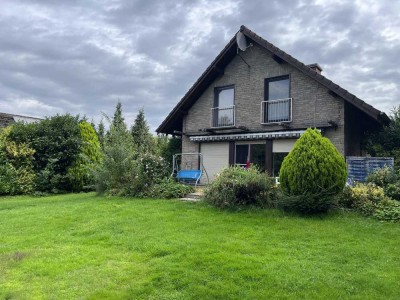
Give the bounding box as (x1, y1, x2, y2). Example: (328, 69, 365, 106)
(177, 170, 202, 180)
(176, 170, 202, 186)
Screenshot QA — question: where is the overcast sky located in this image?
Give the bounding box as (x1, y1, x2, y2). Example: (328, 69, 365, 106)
(0, 0, 399, 132)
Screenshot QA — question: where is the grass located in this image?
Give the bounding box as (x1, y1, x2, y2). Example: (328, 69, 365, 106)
(0, 193, 399, 299)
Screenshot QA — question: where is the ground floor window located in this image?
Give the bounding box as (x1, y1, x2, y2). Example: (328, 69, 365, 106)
(235, 143, 266, 170)
(273, 152, 289, 177)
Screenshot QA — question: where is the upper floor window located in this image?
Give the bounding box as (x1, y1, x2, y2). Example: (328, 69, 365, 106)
(212, 86, 235, 127)
(266, 76, 290, 100)
(262, 75, 291, 123)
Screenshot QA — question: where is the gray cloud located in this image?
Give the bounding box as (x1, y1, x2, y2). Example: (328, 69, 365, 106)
(0, 0, 399, 131)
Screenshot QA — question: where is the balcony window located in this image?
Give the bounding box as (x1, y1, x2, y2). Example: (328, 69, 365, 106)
(262, 76, 291, 123)
(212, 86, 235, 127)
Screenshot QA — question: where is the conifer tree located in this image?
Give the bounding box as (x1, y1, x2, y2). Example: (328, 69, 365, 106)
(98, 118, 105, 150)
(131, 108, 154, 154)
(112, 101, 126, 131)
(278, 128, 347, 213)
(280, 128, 347, 195)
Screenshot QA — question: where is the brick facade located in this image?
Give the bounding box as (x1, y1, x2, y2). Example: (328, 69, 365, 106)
(183, 44, 345, 154)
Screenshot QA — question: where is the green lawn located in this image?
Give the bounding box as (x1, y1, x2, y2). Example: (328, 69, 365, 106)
(0, 194, 399, 299)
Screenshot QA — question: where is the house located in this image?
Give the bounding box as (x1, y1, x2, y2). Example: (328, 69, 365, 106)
(156, 25, 388, 181)
(0, 112, 43, 129)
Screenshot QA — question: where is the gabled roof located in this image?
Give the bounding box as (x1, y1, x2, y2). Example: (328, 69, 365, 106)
(157, 25, 388, 134)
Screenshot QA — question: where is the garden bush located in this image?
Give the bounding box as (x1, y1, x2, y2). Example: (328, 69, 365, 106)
(204, 166, 276, 209)
(278, 128, 347, 214)
(0, 127, 36, 195)
(373, 198, 400, 222)
(338, 182, 399, 221)
(366, 166, 397, 187)
(277, 191, 339, 214)
(137, 153, 169, 185)
(94, 124, 137, 196)
(0, 165, 36, 195)
(142, 178, 194, 199)
(129, 153, 170, 196)
(366, 167, 400, 200)
(385, 182, 400, 200)
(7, 114, 82, 193)
(337, 186, 353, 209)
(157, 135, 182, 169)
(346, 183, 388, 216)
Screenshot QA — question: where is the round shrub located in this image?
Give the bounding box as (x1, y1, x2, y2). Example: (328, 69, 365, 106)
(204, 166, 276, 209)
(278, 128, 347, 213)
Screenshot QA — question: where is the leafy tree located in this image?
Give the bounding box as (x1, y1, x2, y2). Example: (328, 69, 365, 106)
(131, 108, 154, 154)
(279, 128, 347, 213)
(365, 106, 400, 168)
(157, 135, 182, 169)
(7, 115, 82, 193)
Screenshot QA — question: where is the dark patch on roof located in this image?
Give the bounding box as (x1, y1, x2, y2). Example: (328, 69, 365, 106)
(157, 25, 388, 134)
(0, 113, 15, 128)
(0, 112, 43, 128)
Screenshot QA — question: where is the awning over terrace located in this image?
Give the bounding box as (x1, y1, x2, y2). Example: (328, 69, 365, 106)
(189, 130, 306, 142)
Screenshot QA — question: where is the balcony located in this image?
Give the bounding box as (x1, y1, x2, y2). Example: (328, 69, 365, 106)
(211, 105, 235, 128)
(261, 98, 292, 124)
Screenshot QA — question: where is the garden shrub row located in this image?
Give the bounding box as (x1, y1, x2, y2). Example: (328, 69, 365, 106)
(0, 115, 101, 195)
(93, 102, 186, 199)
(0, 103, 185, 199)
(337, 167, 400, 222)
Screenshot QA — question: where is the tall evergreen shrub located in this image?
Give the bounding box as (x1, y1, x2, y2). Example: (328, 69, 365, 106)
(131, 108, 155, 155)
(67, 121, 102, 191)
(279, 128, 347, 213)
(94, 103, 137, 195)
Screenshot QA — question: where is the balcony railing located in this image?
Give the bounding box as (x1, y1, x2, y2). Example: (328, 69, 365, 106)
(261, 98, 292, 124)
(211, 105, 235, 128)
